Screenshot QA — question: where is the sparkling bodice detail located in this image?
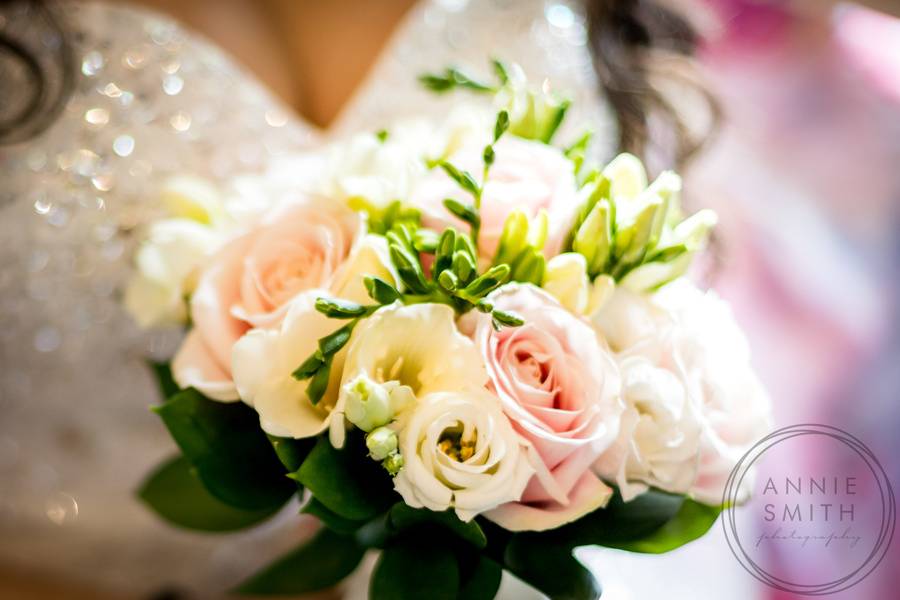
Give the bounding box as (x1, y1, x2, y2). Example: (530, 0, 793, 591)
(0, 1, 609, 594)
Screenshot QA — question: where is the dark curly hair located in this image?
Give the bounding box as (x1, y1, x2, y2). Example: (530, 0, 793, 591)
(0, 0, 74, 145)
(586, 0, 719, 169)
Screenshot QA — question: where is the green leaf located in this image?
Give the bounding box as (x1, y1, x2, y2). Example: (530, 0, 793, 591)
(461, 264, 510, 298)
(302, 497, 368, 535)
(440, 162, 480, 197)
(315, 297, 368, 319)
(236, 528, 365, 595)
(458, 555, 502, 600)
(365, 276, 402, 305)
(293, 435, 397, 521)
(152, 389, 295, 511)
(494, 110, 510, 142)
(389, 243, 430, 294)
(547, 488, 686, 548)
(318, 321, 356, 356)
(292, 351, 324, 380)
(371, 535, 460, 600)
(389, 504, 487, 549)
(267, 435, 315, 473)
(491, 58, 510, 85)
(306, 356, 333, 406)
(443, 198, 480, 227)
(491, 309, 524, 327)
(504, 536, 601, 600)
(138, 455, 280, 532)
(609, 499, 722, 553)
(147, 360, 179, 400)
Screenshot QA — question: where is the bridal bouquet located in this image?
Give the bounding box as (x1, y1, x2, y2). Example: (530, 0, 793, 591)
(127, 61, 770, 599)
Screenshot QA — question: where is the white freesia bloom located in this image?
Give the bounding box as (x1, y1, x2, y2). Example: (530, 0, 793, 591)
(542, 252, 590, 313)
(332, 303, 487, 447)
(231, 290, 346, 438)
(591, 280, 771, 504)
(125, 177, 229, 328)
(321, 132, 425, 208)
(393, 389, 534, 521)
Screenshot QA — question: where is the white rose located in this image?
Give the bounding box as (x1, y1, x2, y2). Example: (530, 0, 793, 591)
(231, 290, 346, 438)
(592, 280, 771, 504)
(655, 281, 772, 504)
(393, 389, 534, 521)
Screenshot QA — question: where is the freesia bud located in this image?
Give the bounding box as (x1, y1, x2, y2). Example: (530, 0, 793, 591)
(543, 253, 590, 313)
(343, 374, 392, 432)
(383, 451, 405, 476)
(366, 426, 399, 460)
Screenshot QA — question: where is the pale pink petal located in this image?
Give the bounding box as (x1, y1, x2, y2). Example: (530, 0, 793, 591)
(486, 471, 613, 532)
(172, 330, 239, 401)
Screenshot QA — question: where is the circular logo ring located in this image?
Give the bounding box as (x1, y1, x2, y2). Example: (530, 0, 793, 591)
(721, 423, 896, 596)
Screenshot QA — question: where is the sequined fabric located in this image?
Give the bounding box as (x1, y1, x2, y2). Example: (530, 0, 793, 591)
(0, 0, 608, 595)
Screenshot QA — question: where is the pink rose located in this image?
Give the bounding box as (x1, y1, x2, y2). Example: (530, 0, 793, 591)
(172, 198, 393, 401)
(460, 284, 623, 531)
(411, 136, 580, 260)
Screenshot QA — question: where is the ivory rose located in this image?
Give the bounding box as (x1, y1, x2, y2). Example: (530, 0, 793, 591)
(172, 197, 394, 401)
(411, 136, 580, 261)
(393, 389, 534, 521)
(591, 282, 770, 504)
(460, 284, 623, 531)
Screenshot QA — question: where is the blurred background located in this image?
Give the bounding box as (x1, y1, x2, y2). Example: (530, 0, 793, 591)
(1, 0, 898, 598)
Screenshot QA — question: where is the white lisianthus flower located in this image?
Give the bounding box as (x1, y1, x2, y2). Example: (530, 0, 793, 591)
(591, 280, 771, 504)
(393, 389, 534, 522)
(231, 290, 346, 438)
(332, 302, 487, 447)
(124, 177, 229, 328)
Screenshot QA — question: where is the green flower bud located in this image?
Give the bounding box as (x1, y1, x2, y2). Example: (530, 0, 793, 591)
(366, 426, 399, 461)
(383, 451, 405, 476)
(343, 375, 392, 432)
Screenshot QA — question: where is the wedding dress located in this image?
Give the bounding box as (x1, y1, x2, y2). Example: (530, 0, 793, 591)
(0, 1, 750, 597)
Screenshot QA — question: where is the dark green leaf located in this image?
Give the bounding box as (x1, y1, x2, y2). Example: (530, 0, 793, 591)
(371, 535, 459, 600)
(302, 497, 368, 535)
(440, 161, 480, 197)
(365, 276, 402, 305)
(443, 198, 480, 227)
(389, 504, 487, 549)
(267, 435, 315, 473)
(504, 536, 600, 600)
(138, 455, 280, 532)
(147, 360, 179, 400)
(483, 144, 495, 167)
(315, 297, 368, 319)
(236, 528, 365, 595)
(389, 243, 430, 294)
(491, 58, 510, 85)
(494, 110, 510, 142)
(293, 436, 396, 521)
(609, 499, 721, 553)
(491, 309, 524, 327)
(318, 321, 356, 356)
(292, 351, 324, 381)
(458, 555, 502, 600)
(152, 389, 295, 511)
(306, 356, 333, 406)
(542, 99, 571, 144)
